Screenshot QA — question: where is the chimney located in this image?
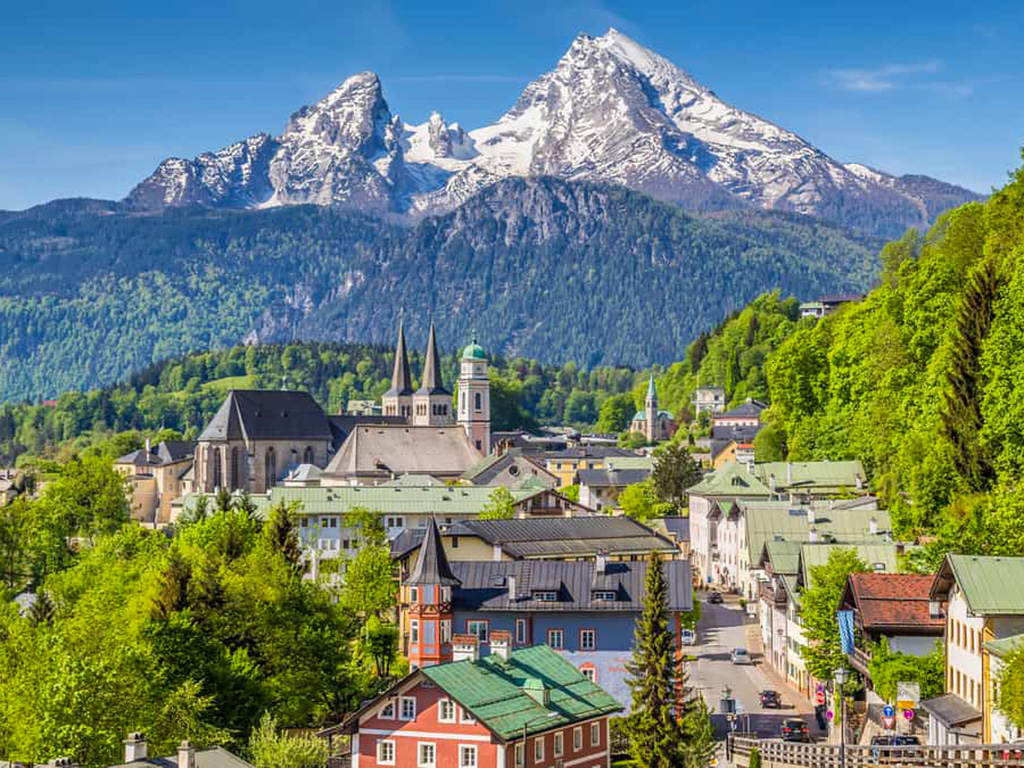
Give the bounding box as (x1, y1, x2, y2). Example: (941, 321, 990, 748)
(491, 630, 512, 661)
(808, 527, 819, 543)
(493, 543, 503, 561)
(769, 473, 776, 492)
(807, 507, 816, 526)
(507, 574, 518, 601)
(869, 516, 879, 535)
(452, 634, 480, 663)
(177, 741, 196, 768)
(523, 677, 550, 707)
(124, 733, 147, 763)
(145, 438, 152, 454)
(856, 474, 864, 491)
(596, 550, 609, 575)
(786, 462, 793, 485)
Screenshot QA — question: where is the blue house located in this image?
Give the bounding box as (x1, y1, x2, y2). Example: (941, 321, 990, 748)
(400, 517, 693, 709)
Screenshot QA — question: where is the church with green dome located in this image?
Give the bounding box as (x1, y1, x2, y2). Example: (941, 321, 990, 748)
(630, 374, 677, 443)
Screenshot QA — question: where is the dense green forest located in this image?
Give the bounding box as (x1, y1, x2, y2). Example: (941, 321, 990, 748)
(0, 177, 879, 402)
(757, 151, 1024, 560)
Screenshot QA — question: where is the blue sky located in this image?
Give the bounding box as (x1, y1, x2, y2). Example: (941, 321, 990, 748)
(1, 0, 1022, 210)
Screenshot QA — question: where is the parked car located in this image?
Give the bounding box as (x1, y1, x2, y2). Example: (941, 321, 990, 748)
(872, 734, 920, 760)
(731, 647, 752, 665)
(759, 689, 781, 708)
(707, 591, 723, 604)
(680, 629, 697, 645)
(781, 718, 810, 742)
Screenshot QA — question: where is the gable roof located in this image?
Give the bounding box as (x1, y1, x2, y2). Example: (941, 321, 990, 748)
(605, 456, 654, 471)
(324, 425, 482, 479)
(686, 461, 772, 498)
(985, 633, 1024, 660)
(116, 441, 196, 468)
(798, 544, 900, 588)
(198, 390, 332, 442)
(392, 516, 678, 562)
(460, 451, 555, 486)
(753, 460, 866, 493)
(422, 644, 622, 741)
(840, 573, 943, 634)
(450, 559, 692, 613)
(577, 467, 650, 488)
(931, 554, 1024, 616)
(714, 400, 767, 420)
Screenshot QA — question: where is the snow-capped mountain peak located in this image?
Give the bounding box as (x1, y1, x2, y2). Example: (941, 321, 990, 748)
(126, 29, 981, 236)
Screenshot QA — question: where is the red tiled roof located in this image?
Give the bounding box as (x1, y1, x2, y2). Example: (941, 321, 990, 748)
(845, 573, 944, 632)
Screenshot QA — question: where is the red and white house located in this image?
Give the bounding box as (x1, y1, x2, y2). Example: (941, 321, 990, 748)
(333, 633, 621, 768)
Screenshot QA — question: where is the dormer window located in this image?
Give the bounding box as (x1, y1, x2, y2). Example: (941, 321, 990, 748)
(533, 591, 559, 602)
(592, 590, 617, 602)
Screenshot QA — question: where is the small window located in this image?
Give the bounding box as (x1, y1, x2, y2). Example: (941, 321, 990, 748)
(300, 518, 308, 528)
(377, 740, 396, 765)
(418, 742, 436, 768)
(547, 629, 564, 650)
(515, 619, 527, 645)
(554, 732, 564, 758)
(460, 707, 476, 724)
(400, 696, 416, 721)
(534, 737, 544, 762)
(411, 620, 419, 643)
(580, 629, 596, 650)
(410, 587, 419, 603)
(379, 701, 395, 719)
(591, 722, 600, 746)
(533, 591, 559, 602)
(581, 666, 596, 683)
(514, 743, 524, 767)
(459, 745, 477, 768)
(440, 620, 452, 643)
(573, 727, 583, 752)
(467, 620, 488, 641)
(438, 698, 456, 723)
(592, 590, 617, 601)
(452, 536, 459, 548)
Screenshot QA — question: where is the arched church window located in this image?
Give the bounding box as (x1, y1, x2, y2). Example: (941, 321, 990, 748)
(265, 448, 277, 489)
(212, 447, 222, 490)
(230, 447, 239, 489)
(475, 392, 482, 412)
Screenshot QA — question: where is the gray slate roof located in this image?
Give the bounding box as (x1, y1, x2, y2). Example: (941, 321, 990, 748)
(451, 559, 692, 613)
(714, 400, 767, 420)
(116, 441, 196, 467)
(105, 747, 253, 768)
(199, 390, 332, 442)
(920, 693, 982, 728)
(407, 516, 461, 586)
(392, 517, 678, 561)
(577, 467, 650, 488)
(324, 425, 481, 479)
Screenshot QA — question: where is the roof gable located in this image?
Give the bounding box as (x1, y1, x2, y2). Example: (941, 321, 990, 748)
(842, 573, 943, 633)
(199, 390, 331, 442)
(687, 461, 772, 498)
(933, 554, 1024, 615)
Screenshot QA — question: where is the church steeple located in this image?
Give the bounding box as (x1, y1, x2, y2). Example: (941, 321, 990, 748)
(407, 516, 460, 586)
(644, 374, 658, 443)
(383, 322, 414, 418)
(413, 322, 453, 426)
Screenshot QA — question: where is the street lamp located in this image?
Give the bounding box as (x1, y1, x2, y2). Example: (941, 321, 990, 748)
(833, 667, 849, 768)
(521, 712, 557, 767)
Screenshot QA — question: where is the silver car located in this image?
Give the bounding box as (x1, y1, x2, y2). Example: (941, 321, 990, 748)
(731, 647, 752, 665)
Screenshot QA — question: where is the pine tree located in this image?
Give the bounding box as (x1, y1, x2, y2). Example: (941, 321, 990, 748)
(263, 501, 303, 570)
(682, 698, 716, 768)
(28, 590, 55, 627)
(651, 442, 702, 513)
(152, 547, 192, 619)
(940, 255, 1003, 491)
(625, 552, 688, 767)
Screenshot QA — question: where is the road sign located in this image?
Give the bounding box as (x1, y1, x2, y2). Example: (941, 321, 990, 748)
(904, 708, 915, 720)
(883, 705, 895, 718)
(826, 709, 834, 721)
(897, 681, 920, 710)
(882, 716, 896, 730)
(816, 690, 826, 705)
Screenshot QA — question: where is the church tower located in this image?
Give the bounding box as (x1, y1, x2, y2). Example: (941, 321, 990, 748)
(404, 516, 460, 669)
(457, 335, 491, 455)
(413, 322, 452, 426)
(644, 373, 658, 443)
(382, 322, 413, 419)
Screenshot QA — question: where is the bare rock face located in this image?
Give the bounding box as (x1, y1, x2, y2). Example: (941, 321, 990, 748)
(125, 30, 980, 238)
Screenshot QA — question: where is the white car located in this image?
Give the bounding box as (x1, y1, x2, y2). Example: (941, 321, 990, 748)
(731, 647, 752, 665)
(681, 629, 697, 646)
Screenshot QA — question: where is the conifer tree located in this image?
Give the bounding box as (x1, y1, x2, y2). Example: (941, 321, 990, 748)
(263, 501, 303, 570)
(940, 255, 1003, 491)
(625, 552, 688, 767)
(152, 547, 192, 619)
(28, 590, 55, 627)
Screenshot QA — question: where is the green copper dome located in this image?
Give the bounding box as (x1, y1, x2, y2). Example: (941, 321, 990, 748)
(461, 333, 487, 361)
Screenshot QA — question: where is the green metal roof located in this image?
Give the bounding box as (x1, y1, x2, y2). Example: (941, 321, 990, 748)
(632, 409, 674, 420)
(798, 543, 899, 588)
(753, 461, 866, 492)
(462, 342, 487, 361)
(985, 633, 1024, 660)
(944, 555, 1024, 615)
(422, 644, 622, 741)
(743, 502, 892, 566)
(687, 461, 772, 498)
(605, 456, 654, 471)
(761, 540, 804, 575)
(180, 483, 541, 519)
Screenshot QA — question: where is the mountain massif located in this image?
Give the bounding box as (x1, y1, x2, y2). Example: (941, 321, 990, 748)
(0, 30, 985, 402)
(127, 29, 980, 239)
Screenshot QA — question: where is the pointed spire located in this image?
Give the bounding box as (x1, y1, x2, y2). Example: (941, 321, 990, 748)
(386, 321, 413, 396)
(647, 373, 657, 402)
(406, 517, 461, 586)
(417, 321, 449, 395)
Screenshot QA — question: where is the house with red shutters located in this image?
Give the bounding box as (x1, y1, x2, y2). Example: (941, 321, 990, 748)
(333, 633, 621, 768)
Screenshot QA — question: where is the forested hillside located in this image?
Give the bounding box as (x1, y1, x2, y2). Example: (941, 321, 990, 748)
(0, 341, 642, 464)
(758, 152, 1024, 559)
(0, 178, 879, 402)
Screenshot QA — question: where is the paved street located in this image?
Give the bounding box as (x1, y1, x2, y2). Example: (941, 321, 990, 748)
(687, 596, 824, 745)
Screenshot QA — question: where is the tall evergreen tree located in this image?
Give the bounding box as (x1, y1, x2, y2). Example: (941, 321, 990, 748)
(651, 442, 702, 513)
(263, 501, 303, 570)
(152, 547, 192, 620)
(624, 552, 688, 767)
(940, 255, 1003, 491)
